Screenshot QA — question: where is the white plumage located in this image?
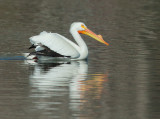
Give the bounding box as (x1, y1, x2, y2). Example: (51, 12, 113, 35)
(28, 22, 109, 60)
(30, 31, 80, 58)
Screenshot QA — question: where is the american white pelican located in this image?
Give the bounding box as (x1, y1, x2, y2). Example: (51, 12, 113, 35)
(28, 22, 109, 60)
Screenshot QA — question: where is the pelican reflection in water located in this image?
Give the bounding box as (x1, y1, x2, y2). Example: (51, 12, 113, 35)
(27, 60, 107, 118)
(28, 61, 88, 112)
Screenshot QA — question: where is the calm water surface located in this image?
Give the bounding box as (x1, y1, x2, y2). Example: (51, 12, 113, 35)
(0, 0, 159, 119)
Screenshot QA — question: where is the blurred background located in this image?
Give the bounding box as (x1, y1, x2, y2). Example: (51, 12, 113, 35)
(0, 0, 159, 119)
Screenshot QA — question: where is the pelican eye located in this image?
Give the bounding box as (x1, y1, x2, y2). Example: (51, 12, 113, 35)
(81, 25, 85, 28)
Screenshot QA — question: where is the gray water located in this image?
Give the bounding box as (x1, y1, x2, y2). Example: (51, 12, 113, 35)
(0, 0, 159, 119)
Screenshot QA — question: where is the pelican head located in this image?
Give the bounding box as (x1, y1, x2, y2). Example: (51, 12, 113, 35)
(70, 22, 109, 46)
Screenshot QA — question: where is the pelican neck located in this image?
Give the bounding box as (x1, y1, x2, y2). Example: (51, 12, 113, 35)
(70, 29, 88, 59)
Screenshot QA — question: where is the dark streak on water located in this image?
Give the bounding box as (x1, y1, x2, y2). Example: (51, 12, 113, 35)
(0, 0, 160, 119)
(0, 56, 26, 60)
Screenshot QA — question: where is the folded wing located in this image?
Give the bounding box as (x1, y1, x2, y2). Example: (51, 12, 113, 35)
(29, 31, 80, 58)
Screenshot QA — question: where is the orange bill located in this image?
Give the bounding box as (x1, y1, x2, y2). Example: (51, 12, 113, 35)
(78, 26, 109, 46)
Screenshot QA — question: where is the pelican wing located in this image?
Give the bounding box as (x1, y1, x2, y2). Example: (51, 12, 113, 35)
(29, 31, 80, 58)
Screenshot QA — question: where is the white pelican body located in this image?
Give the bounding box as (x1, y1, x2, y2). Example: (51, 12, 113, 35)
(28, 22, 109, 60)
